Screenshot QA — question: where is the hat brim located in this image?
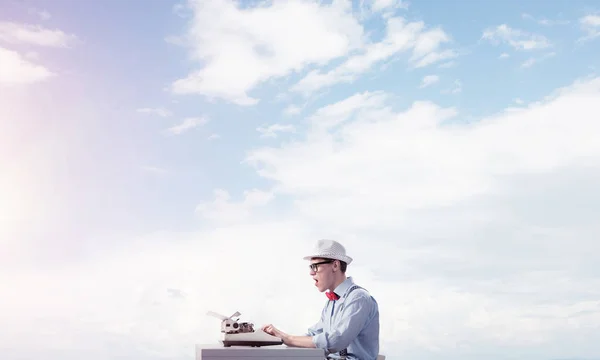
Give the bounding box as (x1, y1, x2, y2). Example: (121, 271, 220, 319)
(303, 254, 353, 265)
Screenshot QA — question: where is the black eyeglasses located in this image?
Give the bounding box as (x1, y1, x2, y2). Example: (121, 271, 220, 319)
(309, 260, 334, 272)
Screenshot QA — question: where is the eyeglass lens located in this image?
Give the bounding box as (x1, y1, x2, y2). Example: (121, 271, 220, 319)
(310, 260, 333, 271)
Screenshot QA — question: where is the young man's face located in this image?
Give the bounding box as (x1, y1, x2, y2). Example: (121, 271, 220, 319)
(309, 258, 335, 292)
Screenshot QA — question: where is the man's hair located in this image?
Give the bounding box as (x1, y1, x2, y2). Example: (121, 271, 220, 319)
(339, 260, 347, 273)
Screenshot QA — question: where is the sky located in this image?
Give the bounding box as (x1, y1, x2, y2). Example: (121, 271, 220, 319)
(1, 0, 600, 359)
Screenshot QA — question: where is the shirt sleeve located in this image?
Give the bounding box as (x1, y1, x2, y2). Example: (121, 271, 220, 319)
(311, 294, 375, 352)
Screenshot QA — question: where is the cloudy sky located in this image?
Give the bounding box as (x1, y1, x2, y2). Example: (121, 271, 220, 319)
(1, 0, 600, 359)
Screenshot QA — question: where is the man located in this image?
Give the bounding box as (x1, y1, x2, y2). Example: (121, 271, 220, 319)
(262, 239, 380, 360)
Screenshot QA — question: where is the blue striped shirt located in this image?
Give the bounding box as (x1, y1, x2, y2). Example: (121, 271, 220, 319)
(306, 277, 380, 360)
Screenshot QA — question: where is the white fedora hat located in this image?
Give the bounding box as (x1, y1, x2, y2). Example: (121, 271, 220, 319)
(303, 239, 353, 265)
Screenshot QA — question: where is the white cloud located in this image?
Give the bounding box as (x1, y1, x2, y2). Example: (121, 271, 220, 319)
(257, 124, 296, 138)
(6, 76, 600, 360)
(442, 79, 461, 94)
(195, 188, 274, 224)
(481, 24, 551, 50)
(520, 52, 556, 68)
(0, 21, 76, 85)
(246, 76, 600, 229)
(26, 7, 52, 21)
(438, 60, 455, 68)
(419, 74, 439, 88)
(372, 0, 408, 11)
(166, 116, 208, 135)
(170, 0, 365, 105)
(579, 14, 600, 42)
(361, 0, 409, 17)
(303, 90, 390, 132)
(170, 0, 456, 103)
(581, 14, 600, 27)
(0, 46, 53, 85)
(3, 76, 600, 360)
(521, 13, 570, 26)
(4, 3, 600, 357)
(291, 16, 457, 95)
(24, 50, 39, 60)
(136, 107, 172, 117)
(38, 10, 52, 21)
(283, 104, 303, 116)
(0, 21, 77, 47)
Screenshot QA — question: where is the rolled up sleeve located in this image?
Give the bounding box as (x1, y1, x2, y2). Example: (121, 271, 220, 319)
(311, 295, 375, 352)
(306, 321, 323, 336)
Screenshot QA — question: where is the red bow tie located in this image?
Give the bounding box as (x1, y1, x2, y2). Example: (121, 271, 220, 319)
(326, 291, 339, 300)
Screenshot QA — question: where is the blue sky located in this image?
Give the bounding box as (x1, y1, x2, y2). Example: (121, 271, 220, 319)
(1, 1, 600, 359)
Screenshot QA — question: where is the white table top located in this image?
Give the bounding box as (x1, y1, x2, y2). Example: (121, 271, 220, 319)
(196, 344, 326, 358)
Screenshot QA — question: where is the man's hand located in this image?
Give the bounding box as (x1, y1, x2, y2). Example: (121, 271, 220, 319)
(262, 324, 316, 349)
(261, 324, 288, 341)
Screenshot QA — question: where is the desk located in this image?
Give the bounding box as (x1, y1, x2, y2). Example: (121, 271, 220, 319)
(196, 344, 325, 360)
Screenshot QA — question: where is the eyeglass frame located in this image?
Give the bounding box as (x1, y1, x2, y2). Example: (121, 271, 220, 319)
(309, 259, 335, 272)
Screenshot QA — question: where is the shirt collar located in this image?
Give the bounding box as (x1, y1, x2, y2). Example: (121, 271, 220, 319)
(332, 276, 354, 297)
